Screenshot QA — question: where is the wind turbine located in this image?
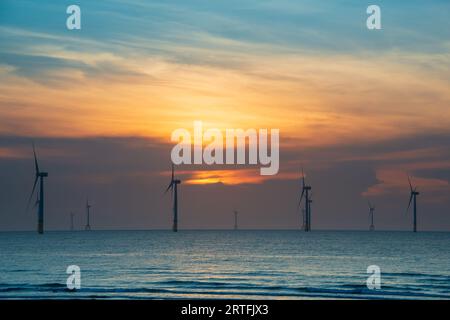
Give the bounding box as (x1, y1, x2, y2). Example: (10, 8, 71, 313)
(26, 143, 48, 234)
(368, 201, 375, 231)
(234, 210, 238, 230)
(164, 164, 181, 232)
(85, 198, 91, 231)
(298, 168, 312, 232)
(406, 176, 419, 232)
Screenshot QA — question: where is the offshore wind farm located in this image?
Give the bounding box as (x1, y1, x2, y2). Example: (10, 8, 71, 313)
(22, 144, 431, 234)
(0, 0, 449, 301)
(0, 133, 446, 299)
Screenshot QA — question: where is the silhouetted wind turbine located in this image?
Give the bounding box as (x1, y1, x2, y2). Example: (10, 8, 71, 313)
(164, 164, 181, 232)
(368, 201, 375, 231)
(406, 176, 419, 232)
(85, 198, 91, 231)
(298, 168, 312, 232)
(26, 143, 48, 234)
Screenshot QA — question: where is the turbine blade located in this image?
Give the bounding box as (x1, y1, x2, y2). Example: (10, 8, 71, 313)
(408, 175, 413, 192)
(164, 182, 173, 195)
(406, 193, 413, 215)
(26, 176, 39, 210)
(33, 197, 39, 209)
(299, 188, 305, 204)
(302, 168, 305, 187)
(163, 165, 175, 195)
(32, 143, 40, 174)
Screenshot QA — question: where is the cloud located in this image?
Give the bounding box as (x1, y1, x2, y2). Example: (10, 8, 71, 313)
(0, 0, 449, 230)
(1, 132, 450, 231)
(362, 168, 450, 198)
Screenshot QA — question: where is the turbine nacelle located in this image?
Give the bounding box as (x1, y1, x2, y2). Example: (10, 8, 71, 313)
(408, 176, 419, 195)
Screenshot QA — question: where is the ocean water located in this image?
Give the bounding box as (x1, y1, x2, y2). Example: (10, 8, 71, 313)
(0, 230, 449, 299)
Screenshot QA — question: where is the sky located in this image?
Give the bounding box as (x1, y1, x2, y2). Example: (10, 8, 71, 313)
(0, 0, 449, 231)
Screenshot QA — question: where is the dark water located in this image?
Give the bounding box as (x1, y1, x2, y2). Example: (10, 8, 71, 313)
(0, 230, 449, 299)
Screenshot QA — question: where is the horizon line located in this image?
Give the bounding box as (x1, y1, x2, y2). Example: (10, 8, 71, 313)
(0, 228, 448, 233)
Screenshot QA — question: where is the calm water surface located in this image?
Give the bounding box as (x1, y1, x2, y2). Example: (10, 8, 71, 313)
(0, 230, 449, 299)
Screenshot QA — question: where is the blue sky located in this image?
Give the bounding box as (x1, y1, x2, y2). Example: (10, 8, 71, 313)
(1, 1, 449, 55)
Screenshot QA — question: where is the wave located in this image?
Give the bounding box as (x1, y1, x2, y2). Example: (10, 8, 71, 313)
(383, 272, 450, 280)
(2, 282, 449, 300)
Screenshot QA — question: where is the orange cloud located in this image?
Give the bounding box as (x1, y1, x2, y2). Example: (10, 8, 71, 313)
(1, 44, 450, 153)
(161, 168, 297, 185)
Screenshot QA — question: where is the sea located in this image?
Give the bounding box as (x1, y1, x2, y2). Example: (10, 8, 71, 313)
(0, 230, 449, 299)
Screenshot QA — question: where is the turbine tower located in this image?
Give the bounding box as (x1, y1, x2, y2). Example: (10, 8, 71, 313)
(368, 201, 375, 231)
(406, 176, 419, 232)
(234, 210, 238, 230)
(85, 198, 91, 231)
(26, 143, 48, 234)
(164, 164, 181, 232)
(308, 192, 313, 231)
(70, 212, 75, 231)
(301, 208, 305, 230)
(298, 168, 312, 232)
